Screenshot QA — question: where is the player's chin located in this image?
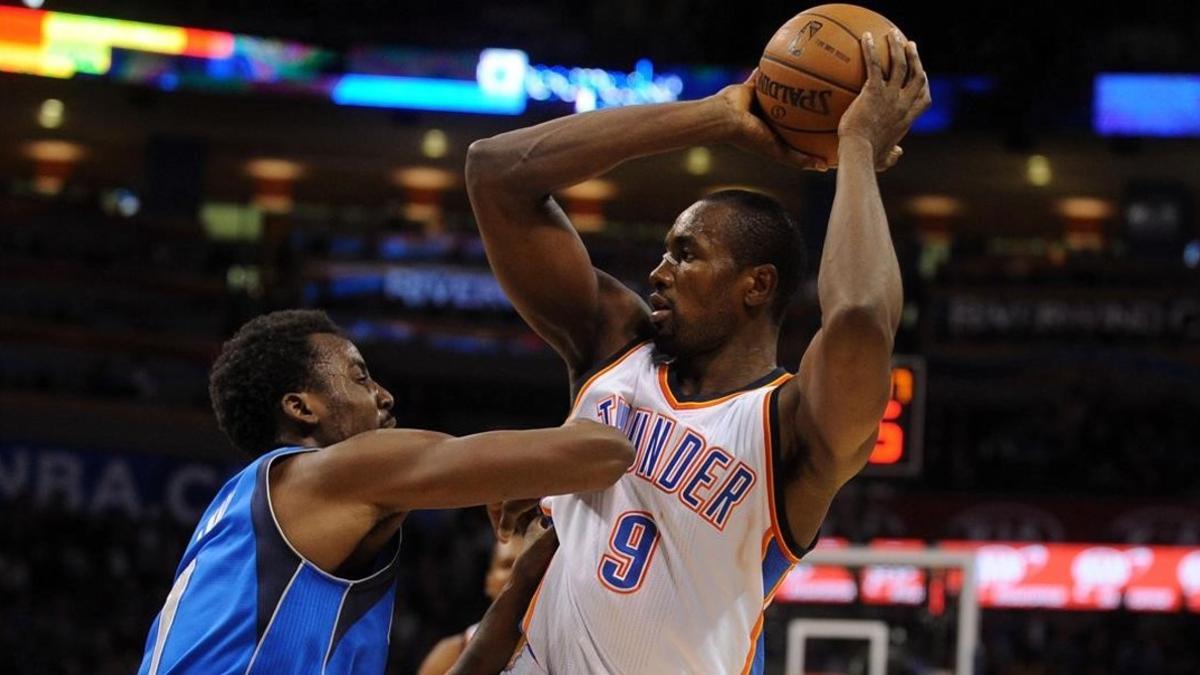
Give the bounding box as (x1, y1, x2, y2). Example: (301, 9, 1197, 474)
(651, 328, 677, 356)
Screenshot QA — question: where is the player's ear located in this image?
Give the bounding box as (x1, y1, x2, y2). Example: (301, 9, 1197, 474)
(744, 264, 778, 311)
(280, 392, 322, 427)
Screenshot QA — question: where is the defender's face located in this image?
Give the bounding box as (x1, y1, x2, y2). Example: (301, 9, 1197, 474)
(308, 334, 396, 443)
(647, 201, 744, 357)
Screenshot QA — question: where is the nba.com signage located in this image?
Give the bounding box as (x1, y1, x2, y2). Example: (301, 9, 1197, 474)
(0, 445, 232, 526)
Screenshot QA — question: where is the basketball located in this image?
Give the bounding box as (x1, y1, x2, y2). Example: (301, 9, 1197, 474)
(756, 4, 903, 165)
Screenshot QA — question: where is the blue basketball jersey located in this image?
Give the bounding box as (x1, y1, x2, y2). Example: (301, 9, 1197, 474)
(139, 446, 401, 675)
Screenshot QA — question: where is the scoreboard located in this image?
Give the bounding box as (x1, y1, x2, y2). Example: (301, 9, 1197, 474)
(864, 355, 925, 477)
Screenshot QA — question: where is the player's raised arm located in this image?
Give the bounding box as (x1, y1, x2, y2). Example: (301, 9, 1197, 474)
(782, 32, 930, 542)
(466, 90, 821, 373)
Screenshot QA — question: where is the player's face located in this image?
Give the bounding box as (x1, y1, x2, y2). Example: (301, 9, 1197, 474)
(308, 334, 396, 443)
(648, 201, 744, 357)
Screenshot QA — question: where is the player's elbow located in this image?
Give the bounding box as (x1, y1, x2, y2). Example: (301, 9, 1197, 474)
(466, 137, 514, 193)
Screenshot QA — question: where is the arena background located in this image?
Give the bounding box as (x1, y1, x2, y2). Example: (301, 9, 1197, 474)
(1, 0, 1198, 672)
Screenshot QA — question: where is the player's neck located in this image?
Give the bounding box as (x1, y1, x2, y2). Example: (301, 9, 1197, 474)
(671, 326, 778, 398)
(276, 430, 322, 451)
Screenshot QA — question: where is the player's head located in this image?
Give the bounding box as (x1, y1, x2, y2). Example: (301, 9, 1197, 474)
(209, 309, 395, 456)
(648, 189, 805, 356)
(483, 534, 523, 600)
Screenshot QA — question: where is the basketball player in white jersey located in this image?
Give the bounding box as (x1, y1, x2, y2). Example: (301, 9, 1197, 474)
(465, 31, 929, 674)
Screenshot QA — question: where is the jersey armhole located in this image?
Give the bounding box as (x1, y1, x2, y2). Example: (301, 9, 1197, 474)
(764, 385, 819, 562)
(568, 337, 651, 409)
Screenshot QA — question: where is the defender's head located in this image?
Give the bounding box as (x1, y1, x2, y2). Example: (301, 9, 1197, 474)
(648, 189, 806, 357)
(209, 309, 395, 456)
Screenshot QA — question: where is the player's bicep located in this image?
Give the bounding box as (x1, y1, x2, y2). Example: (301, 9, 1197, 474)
(468, 168, 604, 365)
(794, 320, 892, 483)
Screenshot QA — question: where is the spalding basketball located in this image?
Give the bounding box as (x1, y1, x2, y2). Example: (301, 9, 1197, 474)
(756, 4, 902, 166)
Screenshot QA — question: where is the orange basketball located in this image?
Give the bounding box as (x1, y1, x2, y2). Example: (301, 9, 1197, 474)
(756, 4, 902, 166)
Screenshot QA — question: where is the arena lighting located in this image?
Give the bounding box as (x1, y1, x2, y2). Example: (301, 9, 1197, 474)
(1056, 197, 1114, 220)
(906, 194, 964, 218)
(37, 98, 64, 128)
(332, 74, 527, 115)
(0, 6, 235, 80)
(1184, 240, 1200, 269)
(392, 167, 456, 190)
(244, 158, 303, 181)
(23, 139, 84, 162)
(0, 43, 74, 78)
(1026, 155, 1052, 187)
(777, 540, 1200, 614)
(559, 179, 618, 201)
(684, 147, 712, 176)
(525, 58, 685, 112)
(1095, 74, 1200, 137)
(420, 129, 449, 159)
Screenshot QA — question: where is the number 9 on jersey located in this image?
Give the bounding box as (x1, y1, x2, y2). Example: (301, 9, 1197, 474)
(597, 511, 660, 593)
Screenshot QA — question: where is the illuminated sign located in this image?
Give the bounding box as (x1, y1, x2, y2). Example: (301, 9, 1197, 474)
(1095, 74, 1200, 138)
(0, 4, 977, 126)
(775, 539, 1200, 614)
(0, 5, 233, 78)
(332, 73, 527, 115)
(864, 356, 925, 477)
(524, 58, 684, 112)
(332, 48, 528, 115)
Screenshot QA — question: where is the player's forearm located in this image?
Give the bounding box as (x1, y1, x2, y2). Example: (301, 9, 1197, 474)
(445, 565, 541, 675)
(466, 98, 733, 201)
(817, 136, 903, 336)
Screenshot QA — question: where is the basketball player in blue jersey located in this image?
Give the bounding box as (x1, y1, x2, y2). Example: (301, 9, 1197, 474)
(467, 32, 930, 673)
(137, 309, 634, 675)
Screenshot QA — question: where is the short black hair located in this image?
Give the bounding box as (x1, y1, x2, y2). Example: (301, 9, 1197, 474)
(209, 309, 343, 456)
(703, 189, 806, 322)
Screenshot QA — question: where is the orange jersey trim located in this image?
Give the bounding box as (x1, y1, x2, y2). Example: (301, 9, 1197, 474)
(657, 367, 792, 411)
(569, 341, 652, 416)
(761, 376, 801, 563)
(519, 569, 549, 635)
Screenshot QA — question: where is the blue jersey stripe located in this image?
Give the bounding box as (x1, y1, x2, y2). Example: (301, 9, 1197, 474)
(247, 565, 348, 674)
(762, 537, 793, 601)
(748, 537, 796, 675)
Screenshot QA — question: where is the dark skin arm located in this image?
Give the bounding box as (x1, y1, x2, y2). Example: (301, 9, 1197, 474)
(447, 522, 558, 675)
(776, 31, 932, 550)
(465, 86, 823, 378)
(271, 419, 631, 572)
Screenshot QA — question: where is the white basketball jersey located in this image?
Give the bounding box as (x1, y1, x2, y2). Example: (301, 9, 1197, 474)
(517, 341, 804, 675)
